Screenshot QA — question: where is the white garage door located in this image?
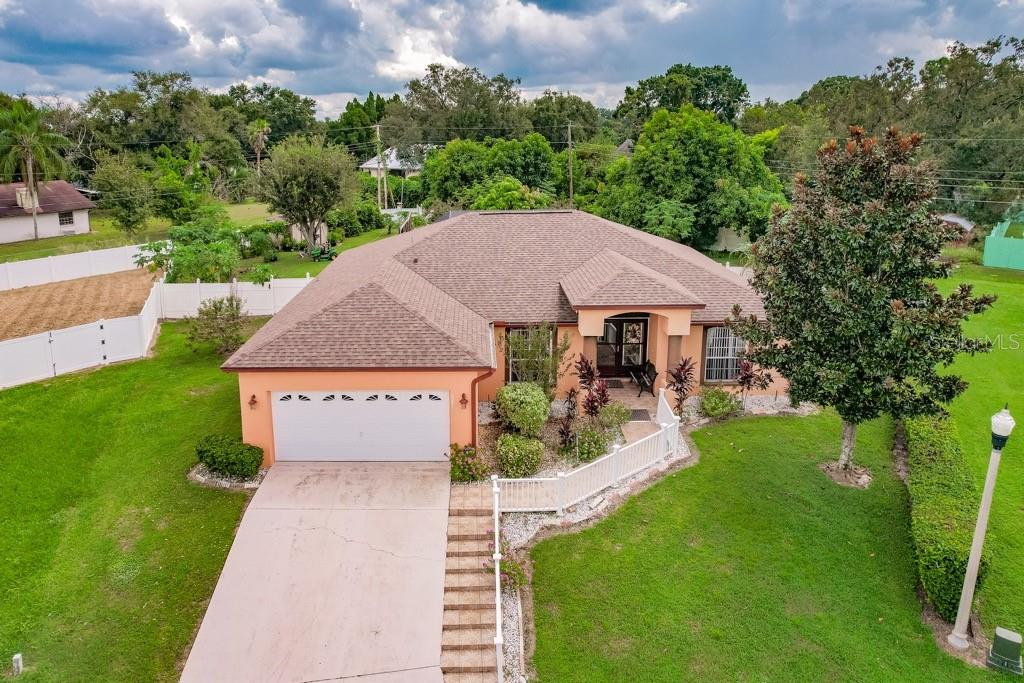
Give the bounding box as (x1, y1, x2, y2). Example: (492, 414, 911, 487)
(272, 390, 450, 461)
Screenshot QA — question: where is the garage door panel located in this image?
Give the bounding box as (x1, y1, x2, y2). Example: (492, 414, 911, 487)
(273, 390, 450, 461)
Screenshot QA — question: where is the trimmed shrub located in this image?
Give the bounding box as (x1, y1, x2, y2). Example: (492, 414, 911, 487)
(495, 382, 549, 437)
(904, 415, 989, 622)
(195, 434, 263, 479)
(698, 387, 740, 420)
(496, 433, 543, 477)
(575, 426, 609, 463)
(185, 295, 245, 356)
(598, 401, 631, 432)
(449, 443, 488, 483)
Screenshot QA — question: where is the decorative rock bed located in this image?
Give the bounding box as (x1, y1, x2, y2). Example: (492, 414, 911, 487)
(187, 462, 267, 490)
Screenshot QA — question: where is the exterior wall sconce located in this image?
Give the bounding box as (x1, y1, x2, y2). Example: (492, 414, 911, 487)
(248, 394, 258, 410)
(460, 393, 469, 409)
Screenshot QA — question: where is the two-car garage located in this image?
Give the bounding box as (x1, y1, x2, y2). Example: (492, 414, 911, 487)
(271, 390, 451, 462)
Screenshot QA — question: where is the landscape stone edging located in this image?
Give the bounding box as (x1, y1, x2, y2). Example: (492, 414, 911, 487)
(187, 462, 266, 490)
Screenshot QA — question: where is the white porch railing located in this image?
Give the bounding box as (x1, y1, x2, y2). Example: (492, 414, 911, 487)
(491, 475, 505, 683)
(498, 388, 684, 513)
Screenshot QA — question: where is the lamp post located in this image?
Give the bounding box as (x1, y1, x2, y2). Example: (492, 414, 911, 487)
(948, 406, 1016, 651)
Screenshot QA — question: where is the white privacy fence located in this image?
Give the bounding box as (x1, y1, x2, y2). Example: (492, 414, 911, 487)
(498, 389, 684, 513)
(0, 276, 311, 389)
(0, 244, 152, 291)
(157, 277, 310, 317)
(0, 284, 161, 388)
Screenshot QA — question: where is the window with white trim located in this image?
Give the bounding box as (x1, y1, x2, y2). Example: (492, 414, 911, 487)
(58, 211, 74, 226)
(704, 326, 743, 382)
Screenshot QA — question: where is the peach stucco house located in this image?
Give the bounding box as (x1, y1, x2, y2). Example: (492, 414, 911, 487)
(223, 210, 775, 465)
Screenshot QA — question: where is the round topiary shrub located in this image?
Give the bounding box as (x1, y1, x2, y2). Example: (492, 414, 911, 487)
(195, 434, 264, 479)
(495, 382, 549, 437)
(496, 433, 544, 478)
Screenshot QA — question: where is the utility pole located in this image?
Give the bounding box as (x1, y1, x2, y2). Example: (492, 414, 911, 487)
(374, 124, 384, 210)
(567, 121, 574, 209)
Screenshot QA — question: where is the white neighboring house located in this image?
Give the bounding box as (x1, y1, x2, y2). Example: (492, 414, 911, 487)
(358, 147, 424, 178)
(0, 181, 94, 244)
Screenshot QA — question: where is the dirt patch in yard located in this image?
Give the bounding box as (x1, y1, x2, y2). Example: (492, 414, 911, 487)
(0, 269, 157, 341)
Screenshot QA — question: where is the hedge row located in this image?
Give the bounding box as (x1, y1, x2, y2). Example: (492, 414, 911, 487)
(904, 415, 988, 622)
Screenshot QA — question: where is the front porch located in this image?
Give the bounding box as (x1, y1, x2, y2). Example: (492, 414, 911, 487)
(605, 381, 663, 444)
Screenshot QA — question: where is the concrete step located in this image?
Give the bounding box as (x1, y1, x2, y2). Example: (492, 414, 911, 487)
(446, 539, 491, 557)
(446, 555, 491, 573)
(448, 531, 491, 542)
(445, 571, 492, 589)
(443, 671, 498, 683)
(447, 516, 491, 538)
(444, 590, 495, 608)
(442, 607, 496, 627)
(442, 627, 496, 649)
(448, 508, 491, 517)
(441, 648, 498, 674)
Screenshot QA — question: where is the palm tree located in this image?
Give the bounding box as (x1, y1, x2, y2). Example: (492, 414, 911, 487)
(247, 119, 271, 176)
(0, 102, 69, 240)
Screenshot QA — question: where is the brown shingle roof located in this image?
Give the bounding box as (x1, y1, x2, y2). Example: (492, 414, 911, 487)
(560, 249, 704, 308)
(224, 210, 763, 370)
(0, 181, 94, 218)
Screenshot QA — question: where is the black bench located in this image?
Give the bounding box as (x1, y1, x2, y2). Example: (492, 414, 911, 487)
(628, 361, 659, 397)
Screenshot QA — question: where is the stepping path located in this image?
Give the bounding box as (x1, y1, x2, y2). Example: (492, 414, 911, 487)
(442, 483, 498, 683)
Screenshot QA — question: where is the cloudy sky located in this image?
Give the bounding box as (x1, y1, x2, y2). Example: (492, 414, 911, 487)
(0, 0, 1021, 118)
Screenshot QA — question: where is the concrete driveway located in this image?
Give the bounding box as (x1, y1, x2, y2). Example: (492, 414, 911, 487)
(181, 462, 450, 683)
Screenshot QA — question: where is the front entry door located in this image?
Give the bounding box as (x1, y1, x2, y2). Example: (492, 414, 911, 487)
(596, 318, 648, 377)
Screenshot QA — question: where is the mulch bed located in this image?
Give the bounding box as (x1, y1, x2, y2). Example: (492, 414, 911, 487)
(0, 269, 158, 341)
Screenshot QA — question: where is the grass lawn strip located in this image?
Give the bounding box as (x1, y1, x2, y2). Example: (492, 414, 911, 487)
(529, 412, 991, 682)
(0, 321, 256, 682)
(0, 269, 157, 341)
(941, 264, 1024, 634)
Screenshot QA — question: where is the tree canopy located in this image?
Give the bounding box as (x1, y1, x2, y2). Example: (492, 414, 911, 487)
(616, 64, 750, 134)
(594, 106, 785, 249)
(728, 128, 994, 470)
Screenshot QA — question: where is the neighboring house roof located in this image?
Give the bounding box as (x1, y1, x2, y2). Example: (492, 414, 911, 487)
(939, 213, 975, 233)
(224, 210, 763, 370)
(359, 147, 423, 172)
(0, 181, 94, 219)
(616, 138, 634, 157)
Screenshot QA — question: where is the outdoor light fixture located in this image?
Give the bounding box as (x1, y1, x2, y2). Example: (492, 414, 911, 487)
(993, 405, 1016, 451)
(949, 405, 1015, 651)
(460, 393, 469, 409)
(248, 394, 258, 410)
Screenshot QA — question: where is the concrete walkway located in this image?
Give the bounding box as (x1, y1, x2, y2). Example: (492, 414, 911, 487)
(181, 462, 450, 683)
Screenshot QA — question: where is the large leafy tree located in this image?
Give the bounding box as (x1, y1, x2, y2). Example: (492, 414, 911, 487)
(381, 64, 530, 145)
(0, 101, 69, 239)
(728, 127, 994, 471)
(420, 135, 555, 205)
(596, 106, 785, 248)
(259, 137, 359, 252)
(615, 64, 749, 134)
(91, 153, 153, 235)
(467, 176, 552, 210)
(528, 90, 600, 144)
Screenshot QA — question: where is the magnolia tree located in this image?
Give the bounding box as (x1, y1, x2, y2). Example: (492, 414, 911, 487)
(728, 127, 994, 471)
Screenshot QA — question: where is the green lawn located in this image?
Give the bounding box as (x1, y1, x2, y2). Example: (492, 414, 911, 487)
(0, 214, 172, 263)
(941, 264, 1024, 634)
(0, 321, 258, 682)
(530, 413, 992, 682)
(0, 202, 275, 264)
(531, 264, 1024, 682)
(1004, 222, 1024, 239)
(238, 228, 395, 281)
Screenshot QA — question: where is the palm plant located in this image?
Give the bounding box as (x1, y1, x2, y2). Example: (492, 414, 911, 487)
(247, 119, 271, 176)
(0, 102, 69, 240)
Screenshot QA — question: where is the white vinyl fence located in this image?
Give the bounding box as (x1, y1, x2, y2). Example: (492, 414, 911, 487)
(0, 276, 311, 389)
(498, 389, 684, 513)
(0, 244, 152, 291)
